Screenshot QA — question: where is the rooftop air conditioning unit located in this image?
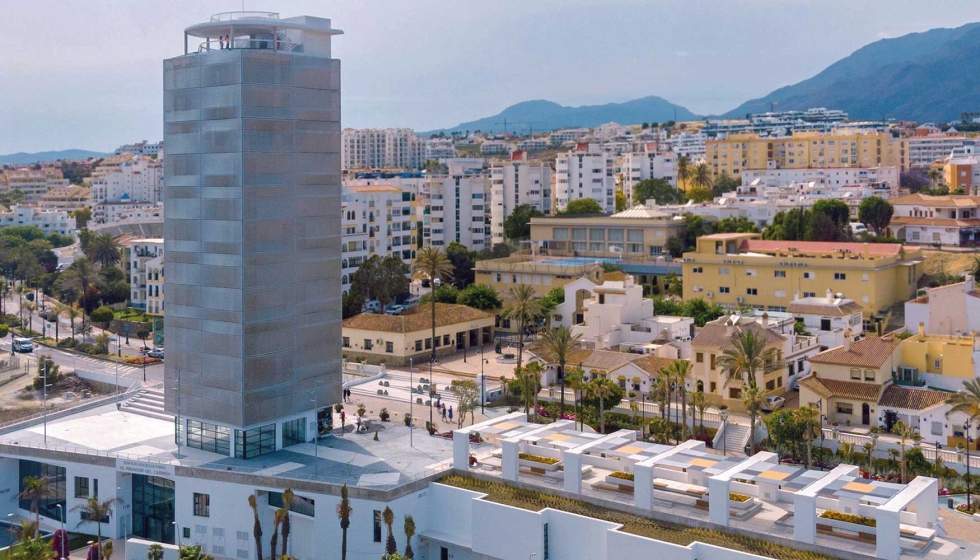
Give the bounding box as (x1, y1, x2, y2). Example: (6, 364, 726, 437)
(706, 291, 714, 298)
(736, 297, 744, 303)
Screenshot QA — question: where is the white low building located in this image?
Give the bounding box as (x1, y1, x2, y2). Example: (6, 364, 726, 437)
(0, 204, 76, 237)
(889, 193, 980, 246)
(740, 166, 900, 194)
(786, 290, 865, 349)
(904, 274, 980, 335)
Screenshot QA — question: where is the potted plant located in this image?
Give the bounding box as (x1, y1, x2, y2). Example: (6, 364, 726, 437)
(404, 413, 412, 427)
(379, 408, 390, 422)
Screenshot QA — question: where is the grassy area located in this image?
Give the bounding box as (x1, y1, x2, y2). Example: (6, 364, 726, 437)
(439, 475, 835, 560)
(113, 308, 149, 322)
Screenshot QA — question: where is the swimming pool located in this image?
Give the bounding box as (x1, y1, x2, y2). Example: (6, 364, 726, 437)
(0, 521, 53, 550)
(538, 257, 622, 267)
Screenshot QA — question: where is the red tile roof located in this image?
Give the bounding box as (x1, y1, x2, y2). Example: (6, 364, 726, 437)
(809, 337, 901, 368)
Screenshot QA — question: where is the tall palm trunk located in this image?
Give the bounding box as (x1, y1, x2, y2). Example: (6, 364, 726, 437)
(599, 398, 605, 433)
(558, 361, 565, 419)
(681, 387, 688, 441)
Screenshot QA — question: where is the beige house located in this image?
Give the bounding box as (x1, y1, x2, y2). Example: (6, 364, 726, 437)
(529, 206, 686, 260)
(342, 304, 495, 366)
(799, 337, 902, 427)
(690, 317, 787, 411)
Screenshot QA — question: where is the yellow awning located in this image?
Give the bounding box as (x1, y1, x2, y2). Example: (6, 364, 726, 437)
(617, 375, 626, 381)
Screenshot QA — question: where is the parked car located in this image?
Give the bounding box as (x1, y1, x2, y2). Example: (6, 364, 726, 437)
(12, 337, 33, 353)
(790, 377, 800, 391)
(384, 305, 405, 316)
(761, 395, 786, 412)
(147, 347, 164, 359)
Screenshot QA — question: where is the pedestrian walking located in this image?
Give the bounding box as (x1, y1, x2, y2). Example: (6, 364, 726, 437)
(441, 405, 447, 421)
(218, 36, 224, 49)
(448, 406, 454, 423)
(225, 35, 231, 49)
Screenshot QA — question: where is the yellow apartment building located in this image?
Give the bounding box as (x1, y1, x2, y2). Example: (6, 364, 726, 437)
(704, 131, 908, 177)
(897, 324, 976, 392)
(682, 233, 922, 333)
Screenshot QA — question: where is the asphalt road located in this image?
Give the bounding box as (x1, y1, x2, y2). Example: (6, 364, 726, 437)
(0, 333, 164, 385)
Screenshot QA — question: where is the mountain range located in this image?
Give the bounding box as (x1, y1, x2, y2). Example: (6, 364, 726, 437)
(0, 150, 108, 166)
(428, 21, 980, 135)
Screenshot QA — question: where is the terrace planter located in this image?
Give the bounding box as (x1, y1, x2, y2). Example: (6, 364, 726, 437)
(519, 458, 561, 473)
(730, 497, 754, 511)
(819, 515, 877, 538)
(605, 474, 635, 489)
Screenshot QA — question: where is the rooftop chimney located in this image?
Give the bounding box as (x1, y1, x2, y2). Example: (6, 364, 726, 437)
(843, 329, 852, 351)
(918, 322, 926, 341)
(793, 290, 800, 302)
(825, 288, 833, 302)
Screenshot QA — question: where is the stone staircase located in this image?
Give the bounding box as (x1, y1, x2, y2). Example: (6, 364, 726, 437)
(721, 422, 751, 456)
(120, 387, 171, 421)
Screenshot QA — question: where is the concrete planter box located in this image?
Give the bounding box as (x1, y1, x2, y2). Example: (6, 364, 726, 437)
(605, 474, 634, 488)
(519, 458, 561, 473)
(819, 515, 876, 537)
(730, 497, 755, 511)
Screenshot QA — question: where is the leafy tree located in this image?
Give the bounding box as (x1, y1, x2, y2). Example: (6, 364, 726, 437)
(763, 208, 808, 241)
(71, 495, 122, 559)
(666, 236, 685, 258)
(680, 213, 708, 250)
(686, 186, 714, 204)
(560, 198, 604, 216)
(33, 355, 62, 390)
(147, 544, 164, 560)
(445, 242, 475, 288)
(712, 172, 740, 196)
(900, 168, 930, 193)
(422, 284, 459, 304)
(342, 289, 366, 319)
(56, 257, 102, 318)
(72, 207, 92, 229)
(176, 545, 214, 560)
(12, 535, 56, 560)
(691, 162, 713, 191)
(858, 196, 894, 235)
(632, 178, 677, 205)
(16, 476, 54, 536)
(682, 298, 724, 327)
(652, 296, 683, 316)
(449, 379, 480, 427)
(90, 306, 114, 327)
(806, 199, 851, 242)
(615, 191, 627, 212)
(0, 324, 8, 339)
(539, 325, 581, 418)
(503, 204, 544, 240)
(538, 287, 565, 321)
(712, 216, 758, 234)
(352, 255, 409, 311)
(456, 284, 501, 311)
(664, 272, 683, 297)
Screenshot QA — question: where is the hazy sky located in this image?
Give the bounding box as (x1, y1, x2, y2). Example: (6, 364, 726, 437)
(2, 0, 979, 154)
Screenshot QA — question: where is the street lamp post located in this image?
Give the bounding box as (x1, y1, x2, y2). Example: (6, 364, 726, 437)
(41, 358, 52, 445)
(720, 408, 729, 455)
(409, 357, 414, 448)
(55, 504, 66, 560)
(641, 393, 648, 439)
(966, 422, 973, 508)
(480, 344, 485, 415)
(935, 441, 941, 478)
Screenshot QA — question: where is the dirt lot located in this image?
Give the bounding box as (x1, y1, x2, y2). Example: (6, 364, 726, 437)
(922, 250, 978, 276)
(0, 373, 114, 424)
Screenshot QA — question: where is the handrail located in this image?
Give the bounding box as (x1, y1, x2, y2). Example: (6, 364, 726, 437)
(197, 39, 300, 54)
(210, 11, 279, 22)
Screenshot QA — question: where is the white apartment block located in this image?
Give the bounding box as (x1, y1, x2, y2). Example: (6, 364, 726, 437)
(1, 168, 69, 201)
(593, 121, 629, 140)
(516, 138, 549, 152)
(340, 185, 416, 292)
(907, 127, 968, 167)
(480, 140, 512, 155)
(555, 143, 616, 213)
(667, 131, 707, 159)
(741, 166, 900, 193)
(341, 128, 424, 170)
(425, 138, 457, 160)
(92, 201, 163, 225)
(90, 157, 164, 205)
(0, 204, 76, 237)
(621, 148, 678, 203)
(490, 151, 553, 244)
(115, 140, 163, 157)
(421, 162, 489, 249)
(549, 128, 590, 145)
(129, 239, 164, 314)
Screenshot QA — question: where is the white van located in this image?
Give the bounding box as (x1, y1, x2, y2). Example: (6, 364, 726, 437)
(12, 337, 33, 353)
(850, 223, 870, 235)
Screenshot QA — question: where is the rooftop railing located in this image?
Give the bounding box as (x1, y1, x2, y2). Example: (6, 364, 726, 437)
(197, 38, 300, 54)
(210, 11, 279, 22)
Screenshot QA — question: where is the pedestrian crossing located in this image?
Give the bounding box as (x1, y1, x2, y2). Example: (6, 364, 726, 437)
(71, 354, 143, 375)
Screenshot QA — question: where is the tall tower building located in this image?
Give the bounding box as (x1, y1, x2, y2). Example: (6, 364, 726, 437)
(163, 12, 343, 458)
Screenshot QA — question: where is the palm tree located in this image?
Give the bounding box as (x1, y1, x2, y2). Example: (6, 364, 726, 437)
(147, 544, 165, 560)
(63, 303, 81, 341)
(279, 488, 293, 558)
(927, 167, 944, 189)
(863, 442, 875, 477)
(565, 366, 586, 431)
(717, 329, 781, 391)
(665, 361, 692, 440)
(176, 545, 213, 560)
(102, 539, 114, 560)
(382, 506, 397, 555)
(55, 258, 101, 328)
(247, 495, 263, 560)
(504, 284, 541, 419)
(741, 384, 766, 456)
(795, 405, 818, 469)
(692, 162, 713, 191)
(336, 484, 352, 560)
(402, 515, 416, 559)
(676, 155, 692, 192)
(867, 427, 881, 478)
(584, 377, 617, 433)
(412, 247, 453, 426)
(22, 301, 36, 335)
(894, 420, 921, 483)
(693, 390, 707, 435)
(70, 495, 122, 560)
(51, 302, 70, 342)
(16, 476, 54, 536)
(523, 361, 544, 421)
(538, 326, 581, 419)
(948, 379, 980, 428)
(269, 508, 286, 560)
(85, 233, 122, 268)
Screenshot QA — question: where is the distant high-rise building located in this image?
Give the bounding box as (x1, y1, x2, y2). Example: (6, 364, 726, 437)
(490, 151, 552, 244)
(163, 12, 343, 459)
(555, 143, 615, 213)
(342, 128, 424, 170)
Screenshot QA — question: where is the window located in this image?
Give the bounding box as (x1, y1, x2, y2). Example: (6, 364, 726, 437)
(803, 272, 814, 279)
(193, 493, 210, 517)
(342, 337, 350, 348)
(589, 229, 605, 241)
(864, 369, 875, 381)
(385, 341, 394, 353)
(837, 403, 853, 415)
(710, 382, 717, 393)
(75, 477, 89, 498)
(774, 270, 786, 278)
(282, 417, 306, 447)
(415, 340, 422, 351)
(710, 354, 716, 370)
(20, 460, 65, 523)
(804, 291, 816, 298)
(719, 267, 730, 275)
(850, 368, 861, 380)
(443, 334, 450, 346)
(746, 269, 757, 277)
(234, 424, 276, 459)
(932, 421, 944, 436)
(691, 266, 703, 274)
(766, 379, 775, 391)
(729, 388, 742, 399)
(374, 510, 383, 542)
(363, 339, 373, 350)
(834, 273, 846, 281)
(269, 492, 315, 517)
(746, 288, 758, 296)
(696, 352, 704, 363)
(719, 286, 730, 294)
(187, 420, 231, 456)
(774, 290, 786, 298)
(862, 274, 869, 282)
